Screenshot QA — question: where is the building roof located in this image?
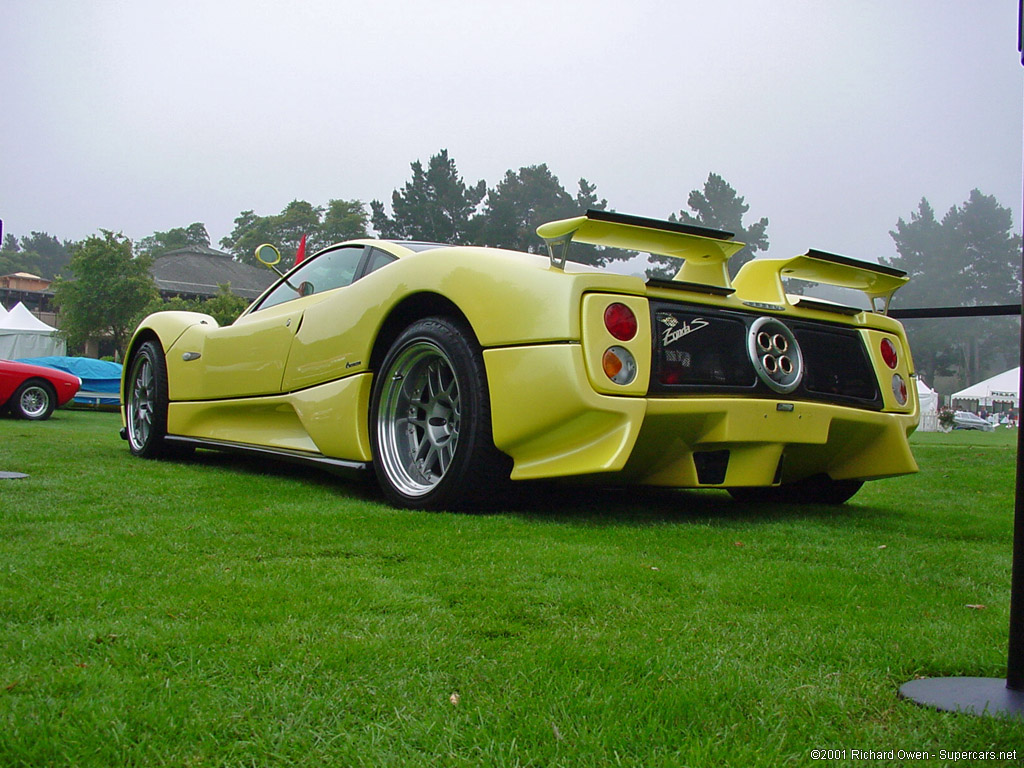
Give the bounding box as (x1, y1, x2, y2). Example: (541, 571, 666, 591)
(150, 246, 275, 300)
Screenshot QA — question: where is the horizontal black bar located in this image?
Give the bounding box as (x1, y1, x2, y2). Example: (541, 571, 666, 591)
(792, 297, 862, 316)
(645, 278, 736, 296)
(889, 304, 1022, 319)
(586, 209, 735, 242)
(805, 248, 908, 278)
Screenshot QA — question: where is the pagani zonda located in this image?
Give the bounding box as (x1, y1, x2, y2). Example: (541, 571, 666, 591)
(121, 210, 918, 509)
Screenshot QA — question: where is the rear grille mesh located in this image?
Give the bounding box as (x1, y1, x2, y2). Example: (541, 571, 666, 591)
(649, 301, 882, 409)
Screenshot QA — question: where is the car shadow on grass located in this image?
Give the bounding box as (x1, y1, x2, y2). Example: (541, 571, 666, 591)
(171, 447, 383, 502)
(495, 482, 893, 527)
(169, 448, 893, 528)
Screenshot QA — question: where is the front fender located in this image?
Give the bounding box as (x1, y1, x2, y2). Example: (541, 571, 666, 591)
(122, 311, 218, 426)
(129, 311, 219, 355)
(123, 311, 217, 389)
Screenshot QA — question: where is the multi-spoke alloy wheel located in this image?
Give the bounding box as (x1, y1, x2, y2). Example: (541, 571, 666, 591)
(377, 342, 461, 497)
(371, 317, 509, 510)
(128, 355, 154, 449)
(12, 381, 55, 420)
(125, 340, 171, 457)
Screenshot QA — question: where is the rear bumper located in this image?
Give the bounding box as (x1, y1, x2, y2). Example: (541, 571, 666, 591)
(485, 344, 918, 486)
(622, 397, 918, 486)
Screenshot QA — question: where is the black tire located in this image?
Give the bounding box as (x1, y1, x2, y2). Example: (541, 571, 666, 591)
(370, 317, 510, 510)
(125, 339, 174, 458)
(728, 474, 864, 505)
(11, 380, 56, 420)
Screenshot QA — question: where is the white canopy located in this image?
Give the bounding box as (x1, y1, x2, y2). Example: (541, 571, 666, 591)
(916, 378, 940, 431)
(917, 378, 939, 413)
(950, 367, 1020, 409)
(0, 302, 65, 358)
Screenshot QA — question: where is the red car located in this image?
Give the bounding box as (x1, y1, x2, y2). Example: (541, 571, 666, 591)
(0, 359, 81, 420)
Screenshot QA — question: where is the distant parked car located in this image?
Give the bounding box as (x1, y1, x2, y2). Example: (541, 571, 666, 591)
(0, 359, 81, 420)
(953, 411, 995, 432)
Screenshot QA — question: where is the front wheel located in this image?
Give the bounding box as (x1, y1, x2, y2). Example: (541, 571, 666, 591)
(125, 340, 173, 458)
(11, 380, 56, 420)
(370, 317, 510, 510)
(728, 475, 864, 505)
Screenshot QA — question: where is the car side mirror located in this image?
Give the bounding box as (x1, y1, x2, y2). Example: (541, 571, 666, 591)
(255, 243, 282, 267)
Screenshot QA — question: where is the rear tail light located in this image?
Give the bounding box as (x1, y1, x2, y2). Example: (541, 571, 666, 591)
(892, 373, 908, 406)
(604, 303, 638, 341)
(603, 346, 637, 385)
(880, 338, 898, 369)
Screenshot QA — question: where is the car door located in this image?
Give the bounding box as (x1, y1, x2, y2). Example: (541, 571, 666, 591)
(282, 246, 399, 391)
(170, 246, 369, 401)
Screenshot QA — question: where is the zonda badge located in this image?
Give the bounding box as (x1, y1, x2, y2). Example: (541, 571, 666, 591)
(659, 315, 709, 347)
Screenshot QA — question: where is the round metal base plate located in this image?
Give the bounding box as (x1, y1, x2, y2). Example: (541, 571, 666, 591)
(900, 677, 1024, 719)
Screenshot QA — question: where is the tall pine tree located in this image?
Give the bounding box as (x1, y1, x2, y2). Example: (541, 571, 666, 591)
(885, 190, 1022, 388)
(371, 149, 485, 244)
(650, 173, 769, 279)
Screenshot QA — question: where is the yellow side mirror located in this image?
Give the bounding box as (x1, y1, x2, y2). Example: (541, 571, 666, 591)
(255, 243, 282, 267)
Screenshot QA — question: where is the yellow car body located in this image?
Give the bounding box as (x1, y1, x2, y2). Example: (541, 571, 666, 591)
(122, 210, 918, 509)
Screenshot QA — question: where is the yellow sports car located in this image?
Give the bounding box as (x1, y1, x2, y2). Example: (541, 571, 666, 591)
(121, 210, 918, 509)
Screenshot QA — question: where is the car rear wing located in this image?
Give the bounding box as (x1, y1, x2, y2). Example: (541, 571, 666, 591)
(537, 209, 746, 289)
(731, 249, 909, 314)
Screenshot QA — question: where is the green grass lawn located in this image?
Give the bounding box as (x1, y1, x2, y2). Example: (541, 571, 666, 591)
(2, 410, 1023, 766)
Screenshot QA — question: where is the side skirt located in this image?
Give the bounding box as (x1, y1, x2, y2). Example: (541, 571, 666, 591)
(163, 435, 370, 479)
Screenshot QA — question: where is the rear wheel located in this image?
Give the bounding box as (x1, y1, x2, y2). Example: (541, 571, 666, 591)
(11, 380, 56, 420)
(371, 317, 510, 510)
(728, 475, 864, 505)
(125, 340, 174, 458)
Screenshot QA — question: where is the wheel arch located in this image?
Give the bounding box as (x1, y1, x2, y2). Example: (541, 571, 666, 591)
(15, 376, 56, 399)
(122, 329, 161, 404)
(19, 376, 55, 392)
(370, 292, 478, 372)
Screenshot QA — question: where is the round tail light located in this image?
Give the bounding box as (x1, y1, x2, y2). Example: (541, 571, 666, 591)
(892, 373, 908, 406)
(880, 338, 899, 369)
(604, 303, 638, 341)
(603, 346, 637, 385)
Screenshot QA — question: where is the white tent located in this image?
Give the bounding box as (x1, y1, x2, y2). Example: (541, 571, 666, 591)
(916, 378, 940, 432)
(950, 367, 1020, 411)
(0, 302, 65, 358)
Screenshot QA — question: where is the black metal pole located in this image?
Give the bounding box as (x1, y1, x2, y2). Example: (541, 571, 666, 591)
(897, 3, 1024, 716)
(1005, 6, 1024, 687)
(1009, 342, 1024, 690)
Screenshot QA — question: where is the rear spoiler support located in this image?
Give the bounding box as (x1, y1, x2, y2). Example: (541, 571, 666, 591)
(537, 209, 745, 289)
(731, 249, 909, 314)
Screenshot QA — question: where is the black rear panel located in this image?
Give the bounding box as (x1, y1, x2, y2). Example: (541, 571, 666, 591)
(649, 300, 883, 409)
(791, 325, 880, 403)
(653, 310, 755, 388)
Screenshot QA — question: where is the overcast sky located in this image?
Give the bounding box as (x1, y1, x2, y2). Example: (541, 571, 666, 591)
(2, 0, 1021, 265)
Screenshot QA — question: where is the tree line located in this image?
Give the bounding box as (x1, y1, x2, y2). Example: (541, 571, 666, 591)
(884, 192, 1021, 389)
(1, 148, 1019, 393)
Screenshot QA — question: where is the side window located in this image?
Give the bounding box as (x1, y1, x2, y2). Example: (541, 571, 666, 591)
(365, 247, 397, 276)
(255, 246, 366, 312)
